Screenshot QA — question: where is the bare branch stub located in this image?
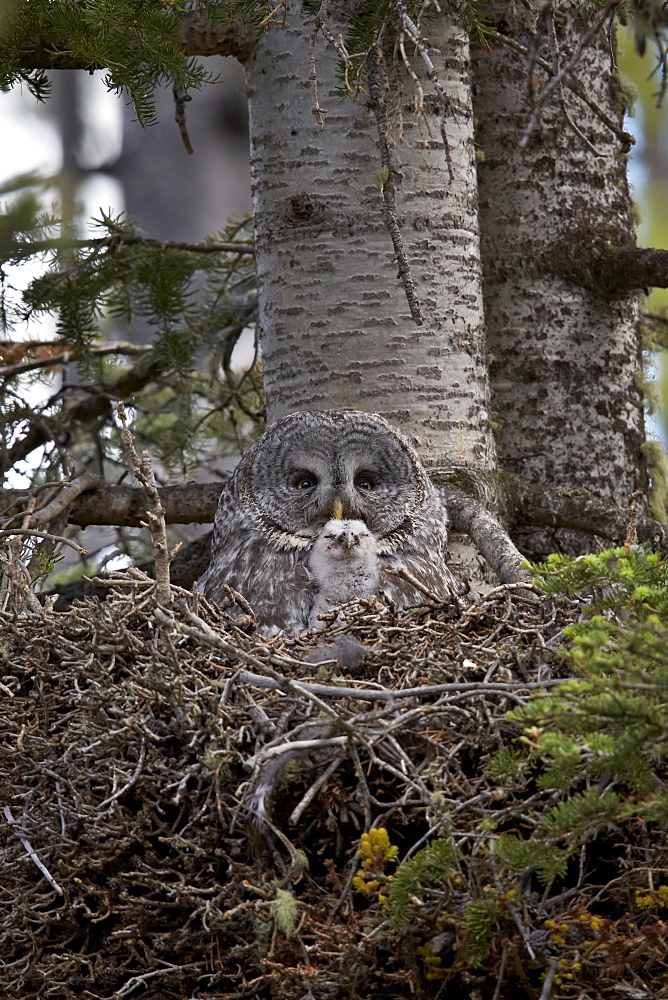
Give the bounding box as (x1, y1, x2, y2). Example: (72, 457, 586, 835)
(173, 85, 194, 155)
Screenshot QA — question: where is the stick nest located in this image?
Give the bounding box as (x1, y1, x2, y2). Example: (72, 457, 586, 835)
(1, 575, 666, 999)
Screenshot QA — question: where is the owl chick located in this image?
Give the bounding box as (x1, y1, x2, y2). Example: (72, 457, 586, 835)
(308, 518, 380, 628)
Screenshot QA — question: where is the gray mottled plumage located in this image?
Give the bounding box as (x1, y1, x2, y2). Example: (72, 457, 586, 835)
(198, 410, 458, 633)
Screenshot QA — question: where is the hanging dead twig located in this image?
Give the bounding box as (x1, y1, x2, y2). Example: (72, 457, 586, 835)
(367, 48, 424, 326)
(519, 0, 619, 148)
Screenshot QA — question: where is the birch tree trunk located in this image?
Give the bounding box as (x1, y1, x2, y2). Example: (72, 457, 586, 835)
(244, 4, 496, 497)
(473, 1, 647, 558)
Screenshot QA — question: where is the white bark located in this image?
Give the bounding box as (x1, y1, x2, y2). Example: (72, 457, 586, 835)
(244, 3, 496, 490)
(473, 2, 647, 556)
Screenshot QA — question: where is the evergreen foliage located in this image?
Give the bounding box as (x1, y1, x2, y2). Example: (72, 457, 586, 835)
(459, 898, 500, 967)
(1, 172, 261, 580)
(386, 838, 460, 927)
(508, 546, 668, 824)
(0, 0, 274, 123)
(371, 544, 668, 987)
(303, 0, 492, 94)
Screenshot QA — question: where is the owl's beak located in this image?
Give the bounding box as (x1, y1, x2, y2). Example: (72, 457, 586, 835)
(331, 498, 344, 520)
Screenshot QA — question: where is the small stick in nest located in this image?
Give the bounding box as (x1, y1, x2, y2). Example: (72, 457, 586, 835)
(3, 805, 63, 896)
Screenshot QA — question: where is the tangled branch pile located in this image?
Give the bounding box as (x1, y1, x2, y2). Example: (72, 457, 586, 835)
(1, 568, 667, 1000)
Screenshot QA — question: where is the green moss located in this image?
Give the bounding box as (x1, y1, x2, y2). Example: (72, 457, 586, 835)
(641, 439, 668, 523)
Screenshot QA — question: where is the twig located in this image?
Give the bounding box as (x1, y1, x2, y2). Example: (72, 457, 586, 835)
(549, 10, 602, 157)
(28, 472, 101, 526)
(155, 606, 357, 730)
(459, 581, 541, 620)
(3, 806, 63, 895)
(117, 404, 171, 607)
(309, 0, 330, 124)
(506, 895, 536, 960)
(519, 1, 619, 147)
(173, 86, 194, 154)
(395, 0, 458, 179)
(13, 234, 254, 257)
(97, 737, 147, 811)
(101, 963, 201, 1000)
(486, 29, 635, 148)
(0, 342, 149, 379)
(526, 1, 552, 106)
(384, 563, 461, 604)
(0, 527, 86, 555)
(492, 945, 508, 1000)
(289, 750, 345, 825)
(625, 490, 644, 547)
(221, 667, 567, 702)
(539, 960, 559, 1000)
(367, 49, 424, 326)
(309, 0, 355, 95)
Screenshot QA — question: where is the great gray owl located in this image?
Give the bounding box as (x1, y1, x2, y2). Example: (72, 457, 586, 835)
(198, 409, 458, 633)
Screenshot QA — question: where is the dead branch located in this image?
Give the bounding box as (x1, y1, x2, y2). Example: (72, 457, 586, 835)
(24, 471, 103, 527)
(0, 482, 224, 527)
(517, 481, 668, 551)
(486, 28, 635, 150)
(519, 0, 619, 148)
(117, 405, 171, 606)
(543, 239, 668, 297)
(367, 49, 424, 327)
(5, 478, 666, 598)
(0, 342, 149, 380)
(2, 806, 63, 896)
(9, 234, 254, 260)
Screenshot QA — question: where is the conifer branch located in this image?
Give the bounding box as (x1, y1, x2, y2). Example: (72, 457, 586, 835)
(0, 342, 149, 379)
(16, 13, 257, 69)
(10, 235, 254, 259)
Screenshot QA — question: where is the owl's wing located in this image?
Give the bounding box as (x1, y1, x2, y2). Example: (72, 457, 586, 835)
(197, 480, 236, 597)
(379, 503, 459, 607)
(198, 482, 314, 634)
(380, 552, 460, 607)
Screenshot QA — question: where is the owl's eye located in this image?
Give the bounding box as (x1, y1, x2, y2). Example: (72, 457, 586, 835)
(356, 473, 375, 491)
(292, 471, 317, 490)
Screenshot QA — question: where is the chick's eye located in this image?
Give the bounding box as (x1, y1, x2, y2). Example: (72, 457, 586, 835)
(292, 472, 317, 490)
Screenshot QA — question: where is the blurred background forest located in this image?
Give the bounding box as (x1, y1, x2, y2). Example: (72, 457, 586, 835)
(1, 49, 256, 584)
(1, 20, 666, 588)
